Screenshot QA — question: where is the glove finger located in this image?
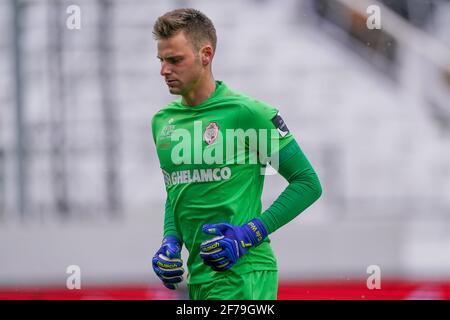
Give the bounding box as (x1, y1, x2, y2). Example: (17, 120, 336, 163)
(200, 236, 224, 254)
(153, 263, 183, 274)
(199, 249, 228, 262)
(163, 282, 178, 290)
(224, 240, 241, 261)
(200, 236, 237, 256)
(200, 238, 240, 271)
(200, 245, 233, 270)
(161, 275, 183, 284)
(154, 265, 185, 278)
(153, 254, 183, 269)
(201, 237, 239, 257)
(202, 223, 234, 236)
(153, 254, 184, 279)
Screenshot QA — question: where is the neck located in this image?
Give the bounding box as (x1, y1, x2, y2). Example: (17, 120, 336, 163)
(181, 74, 216, 106)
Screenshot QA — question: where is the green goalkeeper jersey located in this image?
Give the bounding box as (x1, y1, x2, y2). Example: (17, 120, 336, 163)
(151, 81, 294, 284)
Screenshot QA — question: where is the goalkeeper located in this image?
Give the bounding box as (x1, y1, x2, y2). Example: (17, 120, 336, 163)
(151, 8, 322, 300)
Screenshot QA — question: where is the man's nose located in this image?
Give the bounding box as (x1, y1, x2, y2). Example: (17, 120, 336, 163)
(160, 62, 172, 76)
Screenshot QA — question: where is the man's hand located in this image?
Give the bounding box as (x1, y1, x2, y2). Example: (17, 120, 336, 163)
(199, 219, 268, 271)
(152, 236, 184, 290)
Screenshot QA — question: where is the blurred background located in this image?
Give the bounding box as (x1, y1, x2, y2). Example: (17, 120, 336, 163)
(1, 0, 450, 299)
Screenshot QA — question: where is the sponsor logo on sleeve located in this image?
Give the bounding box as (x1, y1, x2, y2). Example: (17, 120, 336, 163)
(271, 113, 290, 137)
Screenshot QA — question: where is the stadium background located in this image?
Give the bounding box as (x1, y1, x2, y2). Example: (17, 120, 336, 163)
(1, 0, 450, 299)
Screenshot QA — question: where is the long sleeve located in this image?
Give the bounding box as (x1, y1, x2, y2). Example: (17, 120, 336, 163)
(258, 139, 322, 234)
(163, 196, 182, 241)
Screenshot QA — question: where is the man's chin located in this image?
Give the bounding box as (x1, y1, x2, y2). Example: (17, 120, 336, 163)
(168, 87, 182, 95)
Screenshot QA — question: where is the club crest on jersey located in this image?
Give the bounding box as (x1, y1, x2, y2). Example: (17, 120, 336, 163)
(204, 122, 219, 145)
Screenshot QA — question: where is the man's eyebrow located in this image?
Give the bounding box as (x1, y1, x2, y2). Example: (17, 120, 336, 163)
(157, 55, 183, 60)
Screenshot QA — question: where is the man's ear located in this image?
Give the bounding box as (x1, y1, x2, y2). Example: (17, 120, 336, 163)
(200, 45, 214, 66)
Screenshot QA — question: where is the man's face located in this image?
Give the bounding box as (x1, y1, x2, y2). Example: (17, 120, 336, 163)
(157, 31, 204, 96)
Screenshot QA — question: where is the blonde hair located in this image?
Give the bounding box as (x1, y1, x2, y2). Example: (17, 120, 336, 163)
(153, 8, 217, 52)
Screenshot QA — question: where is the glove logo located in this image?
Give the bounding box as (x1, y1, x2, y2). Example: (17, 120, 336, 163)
(156, 260, 178, 269)
(203, 241, 220, 252)
(240, 240, 252, 248)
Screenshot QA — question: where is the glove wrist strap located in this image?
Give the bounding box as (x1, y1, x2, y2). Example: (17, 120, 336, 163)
(244, 218, 269, 246)
(162, 235, 181, 245)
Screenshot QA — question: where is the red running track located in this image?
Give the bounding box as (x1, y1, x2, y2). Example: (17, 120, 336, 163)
(1, 280, 450, 300)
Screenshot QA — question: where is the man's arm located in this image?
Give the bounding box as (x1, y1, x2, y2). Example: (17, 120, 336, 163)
(151, 114, 182, 240)
(259, 139, 322, 234)
(151, 115, 185, 289)
(152, 196, 185, 290)
(163, 196, 182, 239)
(199, 101, 321, 271)
(199, 139, 321, 271)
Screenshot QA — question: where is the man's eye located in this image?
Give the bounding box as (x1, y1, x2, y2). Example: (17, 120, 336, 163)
(170, 58, 182, 64)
